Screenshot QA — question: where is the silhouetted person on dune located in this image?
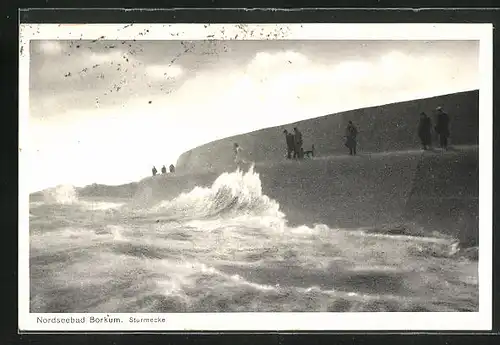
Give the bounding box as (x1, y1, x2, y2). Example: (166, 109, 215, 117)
(233, 143, 250, 166)
(283, 129, 296, 159)
(293, 127, 303, 159)
(161, 165, 167, 174)
(169, 164, 175, 173)
(435, 106, 450, 150)
(233, 143, 243, 164)
(418, 112, 432, 150)
(152, 166, 157, 176)
(345, 121, 358, 155)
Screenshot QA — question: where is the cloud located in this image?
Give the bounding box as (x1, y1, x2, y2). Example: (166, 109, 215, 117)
(88, 50, 126, 64)
(160, 46, 479, 139)
(37, 41, 63, 55)
(29, 44, 181, 116)
(145, 64, 184, 80)
(248, 49, 476, 104)
(333, 60, 373, 84)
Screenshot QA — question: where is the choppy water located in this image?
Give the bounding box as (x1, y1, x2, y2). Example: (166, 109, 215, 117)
(29, 166, 478, 313)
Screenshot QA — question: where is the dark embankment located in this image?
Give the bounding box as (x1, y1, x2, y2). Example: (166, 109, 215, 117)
(403, 147, 479, 246)
(175, 90, 478, 174)
(259, 147, 478, 247)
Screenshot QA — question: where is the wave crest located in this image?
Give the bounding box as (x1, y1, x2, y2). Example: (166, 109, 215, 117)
(42, 184, 78, 205)
(150, 165, 284, 220)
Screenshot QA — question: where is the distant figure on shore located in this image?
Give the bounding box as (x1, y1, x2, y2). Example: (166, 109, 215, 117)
(152, 166, 157, 176)
(169, 164, 175, 173)
(293, 127, 303, 159)
(345, 121, 358, 155)
(161, 165, 167, 174)
(418, 112, 432, 150)
(303, 144, 315, 158)
(283, 129, 296, 159)
(435, 106, 450, 150)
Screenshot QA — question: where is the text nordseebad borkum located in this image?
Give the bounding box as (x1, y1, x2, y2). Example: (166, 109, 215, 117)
(36, 315, 123, 324)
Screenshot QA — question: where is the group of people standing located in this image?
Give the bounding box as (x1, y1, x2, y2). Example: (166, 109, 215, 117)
(280, 106, 449, 160)
(343, 107, 450, 156)
(283, 127, 304, 159)
(152, 164, 175, 176)
(418, 106, 451, 151)
(195, 106, 451, 173)
(283, 122, 358, 158)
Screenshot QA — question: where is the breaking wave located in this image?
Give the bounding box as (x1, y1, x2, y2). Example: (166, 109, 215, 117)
(149, 165, 284, 220)
(42, 184, 78, 204)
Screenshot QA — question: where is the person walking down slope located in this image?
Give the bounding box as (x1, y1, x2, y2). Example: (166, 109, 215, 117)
(233, 143, 252, 168)
(345, 121, 358, 156)
(169, 164, 175, 173)
(152, 166, 158, 176)
(435, 106, 450, 150)
(418, 112, 432, 150)
(283, 129, 296, 159)
(233, 142, 245, 165)
(293, 127, 303, 159)
(161, 165, 167, 174)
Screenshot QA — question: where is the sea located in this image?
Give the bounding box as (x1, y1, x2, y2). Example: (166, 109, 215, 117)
(29, 165, 478, 313)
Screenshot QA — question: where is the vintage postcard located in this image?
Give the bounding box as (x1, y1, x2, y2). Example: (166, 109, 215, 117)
(19, 23, 492, 331)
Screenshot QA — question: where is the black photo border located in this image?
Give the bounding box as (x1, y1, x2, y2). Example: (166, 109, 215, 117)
(3, 3, 499, 345)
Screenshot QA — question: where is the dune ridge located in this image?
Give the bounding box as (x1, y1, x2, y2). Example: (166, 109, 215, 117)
(176, 90, 478, 174)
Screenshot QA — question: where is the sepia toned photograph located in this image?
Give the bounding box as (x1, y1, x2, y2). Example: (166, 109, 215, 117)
(19, 23, 492, 331)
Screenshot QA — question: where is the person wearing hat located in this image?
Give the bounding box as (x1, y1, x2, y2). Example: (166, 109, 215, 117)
(434, 106, 450, 150)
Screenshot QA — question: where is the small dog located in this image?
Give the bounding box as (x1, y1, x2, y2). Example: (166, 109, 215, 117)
(303, 144, 315, 158)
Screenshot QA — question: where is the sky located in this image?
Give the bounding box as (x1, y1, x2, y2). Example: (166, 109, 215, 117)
(27, 39, 479, 192)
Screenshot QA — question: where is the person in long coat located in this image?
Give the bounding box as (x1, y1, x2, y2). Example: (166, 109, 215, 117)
(345, 121, 358, 155)
(434, 106, 450, 150)
(418, 112, 432, 150)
